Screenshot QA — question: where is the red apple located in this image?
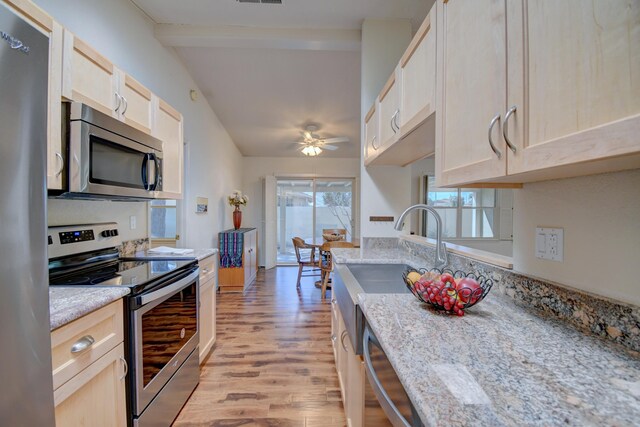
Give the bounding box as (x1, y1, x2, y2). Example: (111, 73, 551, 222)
(455, 277, 483, 304)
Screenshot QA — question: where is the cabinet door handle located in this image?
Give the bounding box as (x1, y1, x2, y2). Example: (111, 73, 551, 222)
(371, 136, 378, 150)
(119, 356, 128, 380)
(55, 152, 64, 177)
(390, 110, 399, 133)
(393, 110, 400, 131)
(70, 335, 95, 354)
(114, 92, 121, 112)
(503, 105, 517, 153)
(121, 96, 128, 115)
(487, 113, 502, 159)
(340, 330, 349, 352)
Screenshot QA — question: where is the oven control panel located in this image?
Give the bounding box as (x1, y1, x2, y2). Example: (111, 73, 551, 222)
(59, 229, 95, 245)
(48, 222, 121, 260)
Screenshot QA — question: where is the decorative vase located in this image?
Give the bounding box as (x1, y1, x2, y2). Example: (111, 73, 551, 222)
(233, 206, 242, 230)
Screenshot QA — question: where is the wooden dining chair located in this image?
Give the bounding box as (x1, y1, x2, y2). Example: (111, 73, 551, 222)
(322, 228, 347, 242)
(292, 237, 321, 288)
(319, 241, 354, 299)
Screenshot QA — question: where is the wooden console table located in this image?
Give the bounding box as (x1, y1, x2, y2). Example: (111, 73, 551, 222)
(218, 228, 258, 293)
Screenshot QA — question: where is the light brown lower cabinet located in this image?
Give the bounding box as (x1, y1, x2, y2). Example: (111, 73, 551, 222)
(331, 300, 364, 427)
(54, 343, 127, 427)
(199, 254, 218, 363)
(51, 300, 126, 427)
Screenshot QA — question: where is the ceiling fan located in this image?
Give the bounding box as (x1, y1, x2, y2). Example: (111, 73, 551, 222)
(296, 125, 349, 156)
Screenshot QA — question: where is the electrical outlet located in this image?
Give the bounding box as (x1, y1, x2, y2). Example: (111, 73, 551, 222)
(535, 227, 563, 262)
(130, 215, 137, 230)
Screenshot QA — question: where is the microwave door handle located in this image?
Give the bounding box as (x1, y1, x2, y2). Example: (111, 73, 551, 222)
(141, 154, 150, 191)
(150, 153, 160, 191)
(363, 327, 414, 427)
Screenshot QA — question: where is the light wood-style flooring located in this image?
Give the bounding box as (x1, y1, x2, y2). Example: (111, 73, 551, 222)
(173, 266, 346, 427)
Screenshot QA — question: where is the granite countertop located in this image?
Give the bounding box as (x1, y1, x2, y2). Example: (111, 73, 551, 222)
(332, 246, 428, 269)
(49, 287, 130, 331)
(359, 293, 640, 426)
(130, 248, 218, 261)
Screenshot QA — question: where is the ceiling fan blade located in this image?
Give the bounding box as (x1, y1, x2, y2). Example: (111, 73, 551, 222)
(322, 144, 340, 151)
(321, 136, 349, 144)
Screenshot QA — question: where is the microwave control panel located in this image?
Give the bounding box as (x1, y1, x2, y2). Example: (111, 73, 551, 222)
(59, 230, 95, 245)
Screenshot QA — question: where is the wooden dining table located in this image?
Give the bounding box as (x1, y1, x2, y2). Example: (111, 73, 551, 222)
(304, 237, 360, 249)
(304, 237, 359, 289)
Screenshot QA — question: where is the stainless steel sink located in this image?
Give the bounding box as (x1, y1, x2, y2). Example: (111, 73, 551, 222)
(346, 264, 412, 294)
(333, 263, 413, 355)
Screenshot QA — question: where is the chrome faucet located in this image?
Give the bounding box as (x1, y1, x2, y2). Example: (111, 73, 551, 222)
(394, 204, 449, 268)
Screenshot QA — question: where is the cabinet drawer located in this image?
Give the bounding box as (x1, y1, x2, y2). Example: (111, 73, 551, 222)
(51, 300, 124, 390)
(199, 255, 216, 284)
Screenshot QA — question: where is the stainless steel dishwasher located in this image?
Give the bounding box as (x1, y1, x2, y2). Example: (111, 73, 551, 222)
(363, 324, 424, 427)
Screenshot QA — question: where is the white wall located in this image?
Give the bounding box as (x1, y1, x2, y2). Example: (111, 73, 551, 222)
(360, 20, 413, 238)
(242, 156, 360, 266)
(513, 169, 640, 305)
(36, 0, 243, 248)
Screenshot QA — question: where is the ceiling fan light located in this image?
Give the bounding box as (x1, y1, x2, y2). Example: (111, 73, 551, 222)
(302, 146, 322, 156)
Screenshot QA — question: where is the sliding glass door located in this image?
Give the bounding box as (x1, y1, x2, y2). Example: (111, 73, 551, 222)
(276, 178, 354, 265)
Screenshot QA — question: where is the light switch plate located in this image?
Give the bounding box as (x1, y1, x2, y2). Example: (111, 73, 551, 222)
(130, 215, 137, 230)
(535, 227, 563, 262)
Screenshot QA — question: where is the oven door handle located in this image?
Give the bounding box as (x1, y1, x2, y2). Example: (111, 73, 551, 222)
(138, 268, 199, 306)
(363, 327, 414, 427)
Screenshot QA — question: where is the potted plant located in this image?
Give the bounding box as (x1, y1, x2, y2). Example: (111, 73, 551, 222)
(228, 190, 249, 230)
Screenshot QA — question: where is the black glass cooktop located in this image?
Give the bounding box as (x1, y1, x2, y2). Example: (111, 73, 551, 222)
(49, 259, 195, 288)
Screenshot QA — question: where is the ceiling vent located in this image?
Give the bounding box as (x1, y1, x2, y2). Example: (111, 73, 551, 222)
(237, 0, 282, 4)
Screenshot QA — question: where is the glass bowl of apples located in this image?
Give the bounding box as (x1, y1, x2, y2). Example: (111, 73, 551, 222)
(402, 268, 494, 316)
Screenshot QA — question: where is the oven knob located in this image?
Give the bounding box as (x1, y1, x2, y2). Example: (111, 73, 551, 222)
(111, 229, 119, 237)
(101, 230, 111, 238)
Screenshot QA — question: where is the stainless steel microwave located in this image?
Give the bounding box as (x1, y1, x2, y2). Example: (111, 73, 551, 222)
(58, 102, 163, 200)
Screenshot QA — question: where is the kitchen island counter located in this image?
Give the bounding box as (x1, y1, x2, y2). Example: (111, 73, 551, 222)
(359, 292, 640, 426)
(49, 287, 130, 331)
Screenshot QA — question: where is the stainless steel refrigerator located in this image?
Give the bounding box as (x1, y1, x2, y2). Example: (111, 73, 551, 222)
(0, 3, 55, 425)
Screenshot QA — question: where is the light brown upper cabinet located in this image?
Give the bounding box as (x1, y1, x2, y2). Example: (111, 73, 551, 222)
(4, 1, 64, 190)
(367, 7, 436, 167)
(436, 0, 640, 187)
(363, 103, 379, 165)
(62, 30, 120, 118)
(118, 72, 153, 135)
(377, 70, 401, 152)
(398, 9, 435, 136)
(153, 98, 184, 199)
(62, 31, 153, 135)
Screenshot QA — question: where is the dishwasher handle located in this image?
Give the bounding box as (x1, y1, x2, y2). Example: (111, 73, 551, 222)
(363, 327, 414, 427)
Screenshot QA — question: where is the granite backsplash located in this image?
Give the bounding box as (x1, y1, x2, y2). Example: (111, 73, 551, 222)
(118, 238, 149, 256)
(362, 237, 640, 353)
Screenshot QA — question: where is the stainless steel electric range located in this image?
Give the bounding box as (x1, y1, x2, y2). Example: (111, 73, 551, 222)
(48, 223, 200, 427)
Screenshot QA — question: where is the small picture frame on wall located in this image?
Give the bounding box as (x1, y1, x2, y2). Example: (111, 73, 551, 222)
(196, 197, 208, 213)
